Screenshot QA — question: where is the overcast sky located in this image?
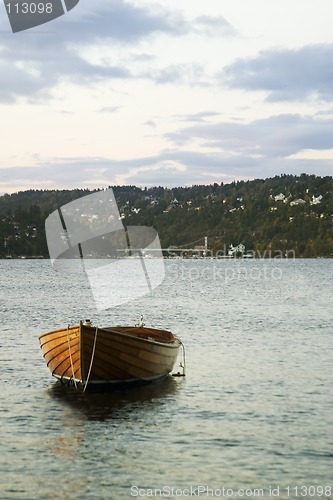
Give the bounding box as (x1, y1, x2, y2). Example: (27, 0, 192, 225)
(0, 0, 332, 194)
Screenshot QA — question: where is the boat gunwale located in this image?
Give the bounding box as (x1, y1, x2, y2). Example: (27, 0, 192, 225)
(39, 324, 181, 349)
(93, 326, 182, 348)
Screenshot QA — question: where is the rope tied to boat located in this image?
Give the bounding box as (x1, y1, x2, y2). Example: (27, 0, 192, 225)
(67, 324, 77, 389)
(83, 326, 98, 392)
(172, 339, 186, 377)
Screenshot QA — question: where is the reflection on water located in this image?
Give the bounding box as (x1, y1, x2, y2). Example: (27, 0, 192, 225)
(43, 376, 184, 500)
(48, 376, 181, 421)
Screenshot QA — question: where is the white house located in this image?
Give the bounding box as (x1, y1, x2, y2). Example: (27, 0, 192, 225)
(290, 198, 306, 206)
(310, 195, 323, 205)
(228, 243, 246, 256)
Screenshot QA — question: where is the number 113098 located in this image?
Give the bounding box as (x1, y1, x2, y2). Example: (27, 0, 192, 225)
(6, 3, 53, 14)
(285, 485, 332, 497)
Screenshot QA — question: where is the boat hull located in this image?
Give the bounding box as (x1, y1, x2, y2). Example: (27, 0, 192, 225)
(39, 323, 182, 390)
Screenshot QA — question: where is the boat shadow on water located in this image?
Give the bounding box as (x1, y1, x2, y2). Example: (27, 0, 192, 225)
(47, 375, 183, 422)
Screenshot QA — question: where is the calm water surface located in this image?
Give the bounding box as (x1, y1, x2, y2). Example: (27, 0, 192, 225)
(0, 259, 332, 499)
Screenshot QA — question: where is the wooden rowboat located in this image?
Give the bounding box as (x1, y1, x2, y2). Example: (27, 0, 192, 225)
(39, 320, 184, 391)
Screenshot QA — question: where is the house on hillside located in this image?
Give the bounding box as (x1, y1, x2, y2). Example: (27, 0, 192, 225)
(228, 243, 245, 257)
(310, 195, 323, 205)
(290, 198, 306, 206)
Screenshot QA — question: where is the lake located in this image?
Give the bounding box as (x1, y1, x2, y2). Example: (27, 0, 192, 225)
(0, 258, 332, 499)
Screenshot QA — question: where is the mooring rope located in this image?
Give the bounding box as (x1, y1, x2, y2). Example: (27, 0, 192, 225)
(67, 324, 77, 389)
(172, 339, 186, 377)
(181, 340, 186, 376)
(179, 340, 186, 376)
(83, 326, 98, 392)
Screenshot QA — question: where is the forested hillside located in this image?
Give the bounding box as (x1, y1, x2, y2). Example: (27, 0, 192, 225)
(0, 174, 332, 258)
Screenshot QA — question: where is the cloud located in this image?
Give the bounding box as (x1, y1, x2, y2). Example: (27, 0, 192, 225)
(0, 56, 132, 103)
(144, 63, 206, 86)
(99, 106, 122, 113)
(1, 148, 332, 195)
(175, 111, 221, 123)
(144, 120, 156, 128)
(220, 44, 333, 102)
(0, 0, 187, 41)
(80, 0, 186, 42)
(193, 15, 237, 37)
(0, 0, 237, 103)
(3, 110, 332, 193)
(167, 114, 333, 158)
(0, 0, 187, 102)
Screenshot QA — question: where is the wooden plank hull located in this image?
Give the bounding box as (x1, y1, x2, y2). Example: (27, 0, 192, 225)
(39, 323, 182, 390)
